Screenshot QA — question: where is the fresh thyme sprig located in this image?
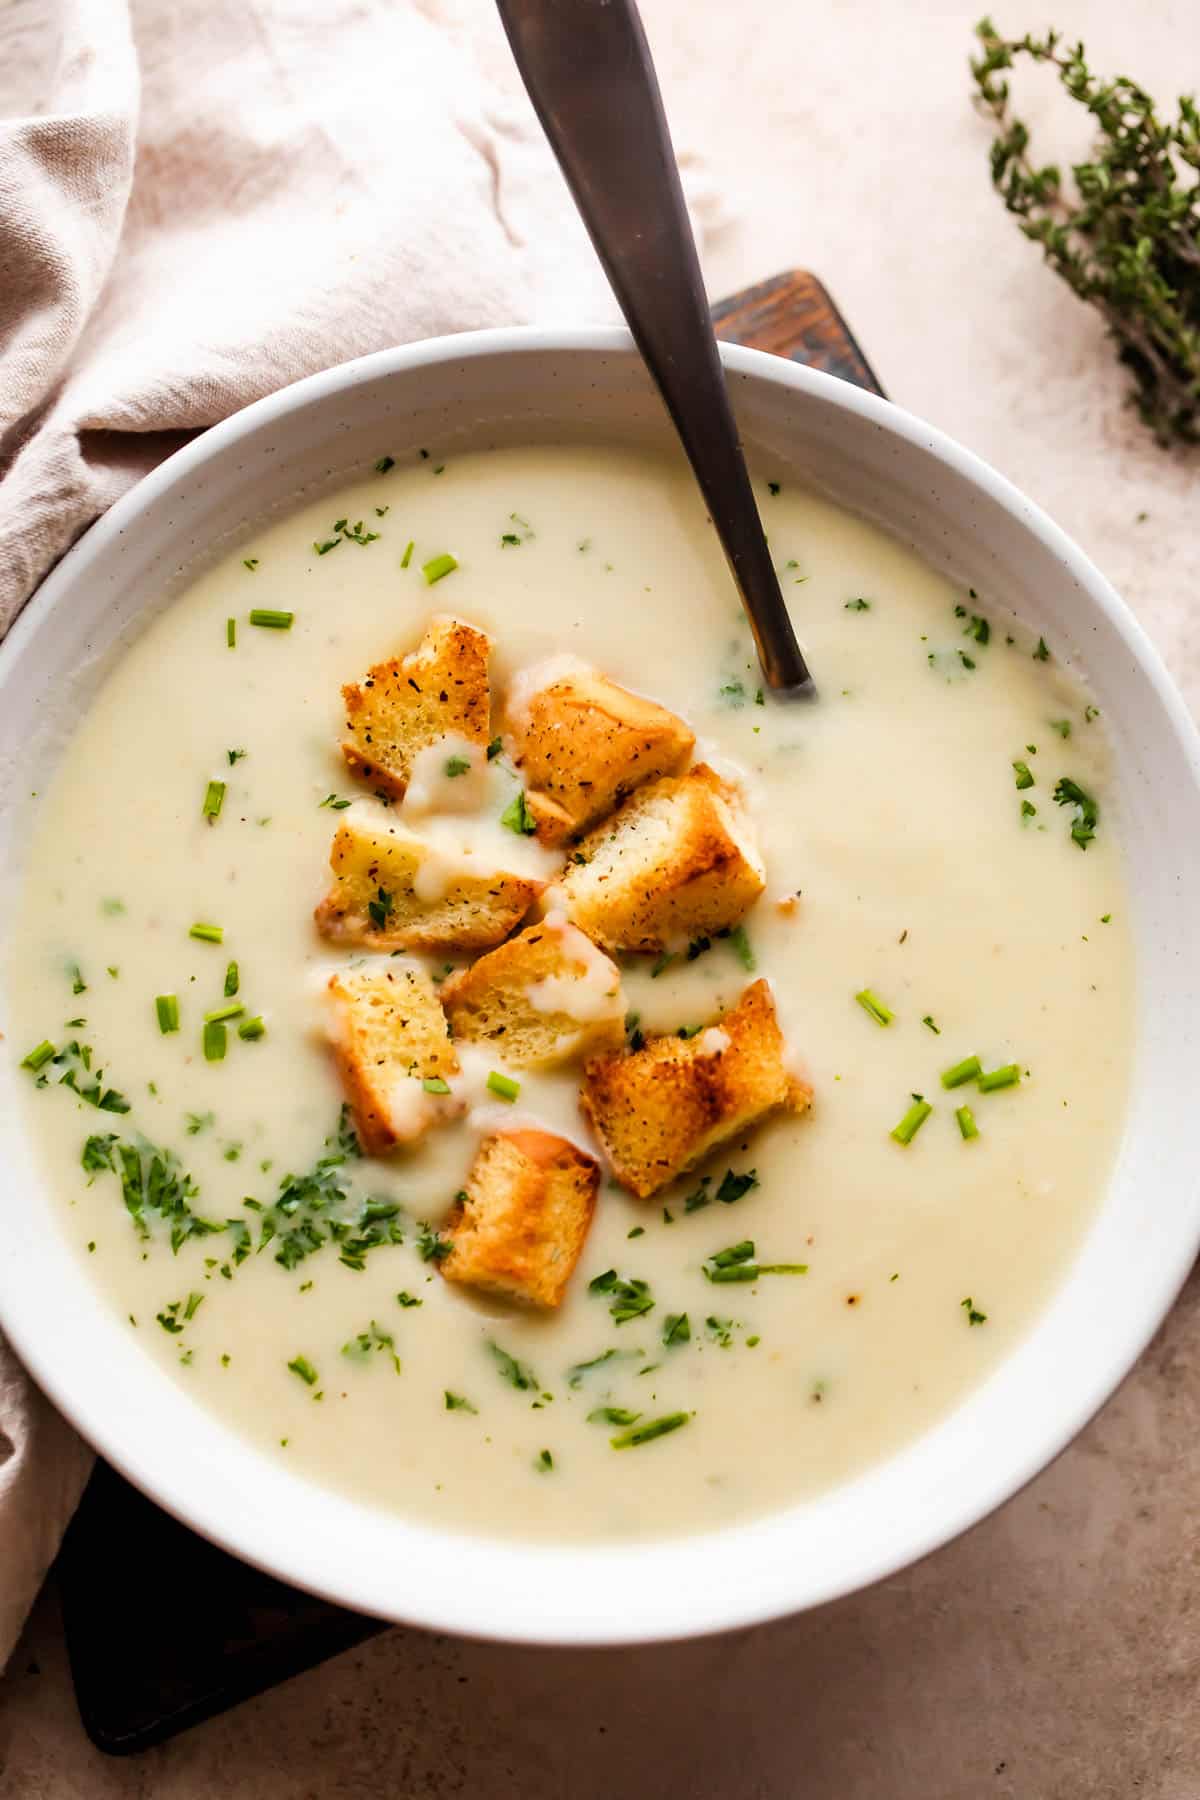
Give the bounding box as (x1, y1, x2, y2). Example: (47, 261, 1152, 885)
(970, 19, 1200, 445)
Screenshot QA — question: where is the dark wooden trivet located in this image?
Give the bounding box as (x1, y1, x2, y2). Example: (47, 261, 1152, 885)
(58, 269, 886, 1755)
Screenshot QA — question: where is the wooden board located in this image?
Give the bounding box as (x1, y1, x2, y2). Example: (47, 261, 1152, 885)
(58, 269, 882, 1755)
(713, 269, 885, 397)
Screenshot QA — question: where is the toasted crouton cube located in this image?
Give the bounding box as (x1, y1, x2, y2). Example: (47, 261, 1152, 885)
(440, 1129, 599, 1308)
(314, 818, 545, 952)
(560, 763, 765, 952)
(580, 979, 810, 1198)
(504, 659, 694, 844)
(325, 964, 463, 1156)
(341, 615, 491, 799)
(440, 913, 625, 1068)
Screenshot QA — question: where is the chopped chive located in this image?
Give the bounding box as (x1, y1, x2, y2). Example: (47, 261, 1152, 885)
(242, 557, 259, 572)
(204, 1000, 244, 1024)
(223, 961, 239, 998)
(288, 1355, 319, 1386)
(1033, 636, 1050, 662)
(855, 988, 894, 1027)
(486, 735, 503, 761)
(188, 922, 223, 944)
(956, 1104, 980, 1140)
(588, 1407, 641, 1426)
(728, 925, 756, 971)
(421, 552, 458, 585)
(203, 1020, 227, 1062)
(940, 1054, 981, 1089)
(226, 617, 236, 648)
(237, 1016, 266, 1041)
(978, 1063, 1021, 1092)
(422, 1075, 451, 1094)
(610, 1412, 690, 1449)
(890, 1096, 932, 1145)
(649, 949, 676, 979)
(922, 1015, 941, 1034)
(486, 1070, 520, 1102)
(248, 609, 294, 630)
(21, 1040, 57, 1072)
(1012, 760, 1035, 790)
(201, 779, 226, 822)
(155, 995, 180, 1035)
(400, 540, 414, 569)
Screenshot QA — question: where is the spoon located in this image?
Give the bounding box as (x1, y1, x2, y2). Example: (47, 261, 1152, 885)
(495, 0, 815, 697)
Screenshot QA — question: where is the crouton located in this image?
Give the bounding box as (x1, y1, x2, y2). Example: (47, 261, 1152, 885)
(504, 658, 694, 844)
(325, 964, 463, 1156)
(439, 1129, 599, 1308)
(440, 913, 625, 1068)
(560, 763, 765, 952)
(341, 615, 491, 799)
(314, 818, 544, 952)
(580, 979, 810, 1198)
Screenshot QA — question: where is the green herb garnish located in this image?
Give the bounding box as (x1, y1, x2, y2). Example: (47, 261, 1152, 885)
(971, 21, 1200, 445)
(662, 1312, 691, 1347)
(961, 1296, 988, 1327)
(855, 988, 894, 1027)
(155, 995, 180, 1035)
(485, 1070, 519, 1102)
(189, 922, 223, 944)
(203, 1020, 227, 1062)
(444, 1391, 477, 1413)
(956, 1104, 980, 1140)
(890, 1095, 932, 1145)
(941, 1054, 982, 1089)
(248, 609, 294, 629)
(978, 1063, 1021, 1091)
(1012, 760, 1035, 790)
(238, 1016, 266, 1041)
(488, 1340, 538, 1391)
(610, 1412, 690, 1449)
(1053, 776, 1099, 849)
(500, 790, 537, 836)
(422, 552, 458, 585)
(287, 1355, 318, 1386)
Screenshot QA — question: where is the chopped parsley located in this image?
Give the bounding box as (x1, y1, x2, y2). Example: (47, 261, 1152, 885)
(534, 1449, 554, 1472)
(500, 789, 537, 836)
(374, 455, 395, 474)
(566, 1347, 621, 1388)
(1033, 636, 1050, 661)
(417, 1223, 451, 1263)
(319, 793, 352, 810)
(844, 597, 871, 611)
(367, 887, 394, 930)
(444, 755, 471, 777)
(702, 1239, 807, 1282)
(1053, 776, 1099, 849)
(588, 1268, 655, 1324)
(922, 1015, 941, 1034)
(1012, 760, 1035, 790)
(661, 1312, 691, 1347)
(488, 1340, 538, 1391)
(486, 735, 503, 760)
(588, 1407, 640, 1426)
(961, 1297, 988, 1326)
(444, 1391, 477, 1413)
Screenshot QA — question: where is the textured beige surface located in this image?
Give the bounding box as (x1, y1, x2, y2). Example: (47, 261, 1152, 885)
(4, 0, 1200, 1792)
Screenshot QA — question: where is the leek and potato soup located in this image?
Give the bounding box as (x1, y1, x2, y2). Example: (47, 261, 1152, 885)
(6, 444, 1133, 1542)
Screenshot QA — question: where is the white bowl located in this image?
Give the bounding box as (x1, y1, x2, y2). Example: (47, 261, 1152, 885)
(2, 329, 1199, 1646)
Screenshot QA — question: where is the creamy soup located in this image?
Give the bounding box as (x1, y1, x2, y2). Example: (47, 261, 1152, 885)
(4, 443, 1134, 1542)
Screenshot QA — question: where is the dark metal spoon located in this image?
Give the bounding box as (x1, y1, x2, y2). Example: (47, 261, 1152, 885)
(496, 0, 815, 697)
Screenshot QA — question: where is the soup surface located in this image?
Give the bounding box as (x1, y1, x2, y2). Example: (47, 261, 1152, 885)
(5, 443, 1134, 1542)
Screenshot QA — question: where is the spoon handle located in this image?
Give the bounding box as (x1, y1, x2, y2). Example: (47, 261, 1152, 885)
(496, 0, 813, 696)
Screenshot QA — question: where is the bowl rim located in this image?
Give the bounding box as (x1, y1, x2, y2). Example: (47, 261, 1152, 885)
(3, 323, 1200, 1647)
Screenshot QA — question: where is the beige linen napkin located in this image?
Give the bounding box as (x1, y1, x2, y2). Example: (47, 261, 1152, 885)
(0, 0, 714, 1660)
